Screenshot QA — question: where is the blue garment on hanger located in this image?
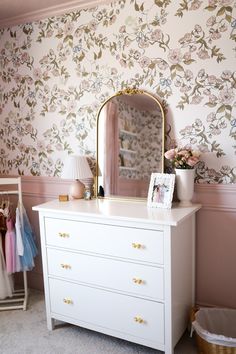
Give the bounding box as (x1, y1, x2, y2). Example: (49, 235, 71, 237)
(18, 204, 38, 271)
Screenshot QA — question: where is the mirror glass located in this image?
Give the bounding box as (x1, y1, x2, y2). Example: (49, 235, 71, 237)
(96, 89, 165, 199)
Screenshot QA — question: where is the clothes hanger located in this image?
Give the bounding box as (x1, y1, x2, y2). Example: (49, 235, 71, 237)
(0, 193, 10, 218)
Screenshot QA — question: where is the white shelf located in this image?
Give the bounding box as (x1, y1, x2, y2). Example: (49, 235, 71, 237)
(119, 166, 137, 171)
(120, 148, 137, 154)
(120, 129, 137, 137)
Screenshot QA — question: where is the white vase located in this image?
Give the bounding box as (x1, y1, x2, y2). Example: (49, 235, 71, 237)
(175, 168, 195, 206)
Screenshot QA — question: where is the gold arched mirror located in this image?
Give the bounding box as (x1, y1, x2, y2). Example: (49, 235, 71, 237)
(95, 88, 165, 199)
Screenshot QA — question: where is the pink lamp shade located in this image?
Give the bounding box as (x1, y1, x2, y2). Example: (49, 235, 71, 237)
(61, 155, 93, 199)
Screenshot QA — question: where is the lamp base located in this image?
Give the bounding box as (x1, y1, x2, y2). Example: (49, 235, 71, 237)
(69, 180, 84, 199)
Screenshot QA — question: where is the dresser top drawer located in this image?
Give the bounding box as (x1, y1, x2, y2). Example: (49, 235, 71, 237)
(44, 217, 164, 265)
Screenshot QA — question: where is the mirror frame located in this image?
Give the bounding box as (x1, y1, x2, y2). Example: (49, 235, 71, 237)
(95, 88, 165, 199)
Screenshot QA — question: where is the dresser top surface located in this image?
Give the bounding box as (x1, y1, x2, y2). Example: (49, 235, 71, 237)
(33, 199, 201, 226)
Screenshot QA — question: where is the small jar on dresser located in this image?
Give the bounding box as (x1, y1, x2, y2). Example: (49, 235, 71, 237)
(33, 199, 201, 354)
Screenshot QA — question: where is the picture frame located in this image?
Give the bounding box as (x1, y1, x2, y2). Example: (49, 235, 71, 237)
(147, 173, 175, 209)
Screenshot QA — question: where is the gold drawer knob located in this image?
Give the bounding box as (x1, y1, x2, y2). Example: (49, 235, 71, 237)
(134, 316, 145, 324)
(63, 298, 73, 305)
(132, 242, 142, 249)
(133, 277, 144, 285)
(61, 263, 71, 270)
(59, 232, 70, 238)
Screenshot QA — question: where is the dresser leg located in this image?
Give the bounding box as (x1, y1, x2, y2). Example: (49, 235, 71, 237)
(47, 317, 55, 331)
(164, 341, 174, 354)
(165, 348, 174, 354)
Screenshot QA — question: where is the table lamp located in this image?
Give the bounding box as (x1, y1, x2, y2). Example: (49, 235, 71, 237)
(61, 155, 93, 199)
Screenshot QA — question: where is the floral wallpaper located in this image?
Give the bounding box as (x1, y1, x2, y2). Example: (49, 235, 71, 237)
(0, 0, 235, 183)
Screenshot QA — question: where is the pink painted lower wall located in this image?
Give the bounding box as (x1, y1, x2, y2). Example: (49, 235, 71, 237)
(3, 176, 236, 309)
(194, 184, 236, 309)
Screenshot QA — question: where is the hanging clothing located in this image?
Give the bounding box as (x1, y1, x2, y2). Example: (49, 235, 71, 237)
(5, 218, 16, 274)
(18, 204, 38, 271)
(15, 207, 24, 256)
(0, 232, 13, 299)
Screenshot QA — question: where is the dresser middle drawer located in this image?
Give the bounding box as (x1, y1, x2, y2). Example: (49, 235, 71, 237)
(44, 217, 164, 265)
(47, 248, 164, 300)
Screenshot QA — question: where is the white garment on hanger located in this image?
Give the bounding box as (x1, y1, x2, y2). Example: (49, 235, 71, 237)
(0, 233, 13, 299)
(15, 207, 24, 256)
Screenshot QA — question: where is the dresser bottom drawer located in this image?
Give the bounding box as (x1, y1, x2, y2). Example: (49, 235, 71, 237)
(49, 278, 164, 344)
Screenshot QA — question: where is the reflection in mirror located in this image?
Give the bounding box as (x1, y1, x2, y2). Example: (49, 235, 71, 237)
(96, 89, 165, 199)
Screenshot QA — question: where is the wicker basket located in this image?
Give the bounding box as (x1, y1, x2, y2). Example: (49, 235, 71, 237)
(191, 308, 236, 354)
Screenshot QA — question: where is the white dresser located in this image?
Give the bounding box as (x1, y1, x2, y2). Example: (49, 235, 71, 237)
(33, 199, 200, 354)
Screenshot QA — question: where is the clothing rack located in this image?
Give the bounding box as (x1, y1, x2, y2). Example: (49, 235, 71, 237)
(0, 177, 28, 311)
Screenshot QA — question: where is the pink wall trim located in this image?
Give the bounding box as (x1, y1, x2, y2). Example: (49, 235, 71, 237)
(3, 176, 235, 308)
(194, 183, 236, 309)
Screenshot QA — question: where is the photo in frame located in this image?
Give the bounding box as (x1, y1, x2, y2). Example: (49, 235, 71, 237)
(147, 173, 175, 209)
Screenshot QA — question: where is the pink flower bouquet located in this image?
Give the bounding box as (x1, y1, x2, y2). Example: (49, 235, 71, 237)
(164, 147, 200, 169)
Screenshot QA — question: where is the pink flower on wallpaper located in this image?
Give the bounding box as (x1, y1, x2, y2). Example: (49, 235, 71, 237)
(139, 57, 151, 68)
(191, 95, 203, 104)
(209, 29, 221, 40)
(189, 0, 202, 10)
(221, 70, 232, 80)
(179, 33, 192, 46)
(33, 68, 42, 80)
(151, 29, 162, 41)
(207, 113, 216, 122)
(218, 0, 233, 5)
(168, 49, 182, 64)
(219, 88, 235, 104)
(208, 0, 217, 5)
(119, 25, 126, 33)
(208, 95, 217, 104)
(206, 16, 216, 27)
(197, 49, 210, 60)
(157, 60, 168, 71)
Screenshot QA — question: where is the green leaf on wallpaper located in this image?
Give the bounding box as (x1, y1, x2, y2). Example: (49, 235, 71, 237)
(225, 6, 232, 13)
(183, 59, 195, 65)
(39, 151, 47, 158)
(216, 7, 225, 16)
(225, 112, 232, 120)
(205, 102, 217, 108)
(149, 62, 156, 69)
(225, 14, 232, 23)
(18, 169, 24, 176)
(67, 113, 76, 119)
(10, 30, 16, 38)
(35, 80, 43, 86)
(216, 105, 225, 113)
(204, 6, 217, 11)
(13, 101, 20, 108)
(230, 33, 236, 42)
(64, 35, 73, 43)
(225, 105, 232, 112)
(78, 52, 85, 61)
(155, 0, 164, 7)
(134, 1, 139, 11)
(151, 19, 159, 26)
(93, 50, 102, 60)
